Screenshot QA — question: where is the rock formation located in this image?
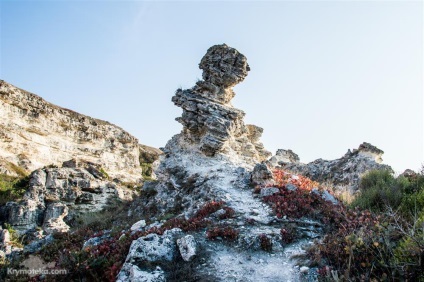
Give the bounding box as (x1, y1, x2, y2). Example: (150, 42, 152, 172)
(0, 80, 142, 182)
(0, 161, 137, 235)
(169, 44, 270, 162)
(268, 142, 392, 193)
(126, 44, 313, 281)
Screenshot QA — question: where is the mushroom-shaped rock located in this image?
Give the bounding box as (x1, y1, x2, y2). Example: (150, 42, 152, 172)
(166, 44, 270, 162)
(199, 44, 250, 89)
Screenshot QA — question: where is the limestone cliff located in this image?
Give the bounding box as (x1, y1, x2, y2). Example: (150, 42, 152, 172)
(0, 80, 142, 182)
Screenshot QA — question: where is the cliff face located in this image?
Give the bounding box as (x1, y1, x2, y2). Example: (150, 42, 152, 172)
(0, 80, 142, 182)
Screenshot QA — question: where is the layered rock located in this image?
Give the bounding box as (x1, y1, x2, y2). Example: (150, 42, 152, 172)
(270, 142, 392, 193)
(168, 44, 270, 163)
(129, 45, 308, 281)
(150, 44, 273, 219)
(268, 149, 300, 167)
(0, 80, 142, 182)
(0, 162, 137, 235)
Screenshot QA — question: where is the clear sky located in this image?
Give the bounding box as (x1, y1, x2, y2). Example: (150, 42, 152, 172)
(1, 0, 423, 173)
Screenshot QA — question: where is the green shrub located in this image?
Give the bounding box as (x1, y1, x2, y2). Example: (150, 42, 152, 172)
(400, 190, 424, 216)
(351, 170, 403, 212)
(0, 174, 29, 205)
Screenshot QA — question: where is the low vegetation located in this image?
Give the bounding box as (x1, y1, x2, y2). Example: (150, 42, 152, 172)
(254, 167, 424, 281)
(27, 200, 236, 281)
(307, 168, 424, 281)
(0, 174, 29, 205)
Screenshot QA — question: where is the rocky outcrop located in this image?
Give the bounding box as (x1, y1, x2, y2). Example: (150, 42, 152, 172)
(271, 142, 392, 193)
(268, 149, 299, 167)
(148, 44, 274, 220)
(168, 44, 270, 163)
(127, 45, 309, 281)
(0, 162, 137, 235)
(0, 80, 142, 182)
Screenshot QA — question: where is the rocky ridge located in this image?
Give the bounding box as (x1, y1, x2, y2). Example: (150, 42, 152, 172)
(0, 80, 142, 182)
(267, 142, 392, 193)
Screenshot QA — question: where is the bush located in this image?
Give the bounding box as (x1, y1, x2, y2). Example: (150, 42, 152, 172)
(259, 234, 272, 252)
(350, 170, 403, 212)
(0, 174, 29, 205)
(307, 167, 424, 281)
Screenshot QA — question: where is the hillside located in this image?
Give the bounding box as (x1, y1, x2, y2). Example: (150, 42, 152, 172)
(0, 80, 142, 182)
(1, 44, 421, 282)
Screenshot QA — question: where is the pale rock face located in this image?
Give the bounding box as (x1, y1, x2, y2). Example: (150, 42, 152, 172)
(357, 142, 384, 163)
(251, 163, 275, 187)
(268, 149, 300, 167)
(1, 165, 137, 234)
(168, 44, 270, 162)
(123, 45, 310, 281)
(0, 80, 142, 182)
(42, 203, 70, 234)
(0, 229, 11, 255)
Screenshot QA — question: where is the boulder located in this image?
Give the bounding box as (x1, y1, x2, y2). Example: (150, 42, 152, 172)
(260, 187, 280, 197)
(130, 220, 146, 232)
(251, 163, 275, 187)
(125, 228, 183, 264)
(177, 235, 197, 262)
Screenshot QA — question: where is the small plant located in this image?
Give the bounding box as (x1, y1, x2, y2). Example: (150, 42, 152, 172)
(0, 174, 29, 205)
(280, 227, 296, 244)
(99, 167, 109, 179)
(259, 234, 272, 252)
(218, 206, 235, 220)
(206, 226, 239, 241)
(4, 223, 23, 248)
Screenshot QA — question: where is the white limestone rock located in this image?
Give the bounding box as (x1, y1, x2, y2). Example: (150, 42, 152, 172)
(1, 166, 138, 235)
(125, 228, 183, 264)
(42, 202, 70, 234)
(130, 219, 146, 232)
(117, 264, 166, 282)
(0, 80, 142, 182)
(177, 235, 197, 262)
(277, 142, 392, 193)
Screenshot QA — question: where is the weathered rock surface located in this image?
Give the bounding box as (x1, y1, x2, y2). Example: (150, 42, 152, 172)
(251, 163, 275, 187)
(169, 44, 270, 163)
(268, 149, 300, 167)
(125, 228, 184, 264)
(117, 264, 166, 282)
(0, 163, 137, 234)
(128, 44, 306, 281)
(177, 235, 197, 262)
(271, 142, 392, 193)
(0, 80, 142, 182)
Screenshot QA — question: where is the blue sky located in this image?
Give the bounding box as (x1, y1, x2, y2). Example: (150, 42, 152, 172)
(1, 1, 423, 173)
